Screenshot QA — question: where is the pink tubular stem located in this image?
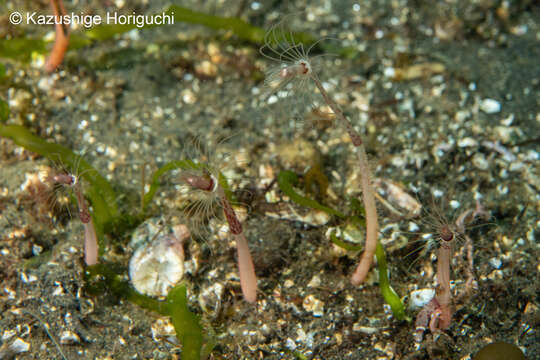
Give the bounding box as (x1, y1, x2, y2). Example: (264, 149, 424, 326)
(435, 241, 452, 330)
(74, 182, 98, 265)
(234, 233, 257, 303)
(83, 218, 98, 265)
(44, 0, 69, 72)
(310, 73, 379, 285)
(217, 186, 258, 303)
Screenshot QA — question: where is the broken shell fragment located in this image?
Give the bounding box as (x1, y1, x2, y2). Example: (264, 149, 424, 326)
(374, 178, 422, 217)
(409, 288, 435, 309)
(59, 330, 81, 345)
(129, 222, 187, 297)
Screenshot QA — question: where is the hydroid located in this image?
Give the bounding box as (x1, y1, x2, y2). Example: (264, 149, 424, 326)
(260, 15, 335, 123)
(175, 137, 257, 303)
(261, 17, 380, 285)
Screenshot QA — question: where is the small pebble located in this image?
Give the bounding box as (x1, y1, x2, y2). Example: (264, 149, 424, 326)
(458, 137, 478, 148)
(285, 338, 296, 350)
(9, 338, 30, 354)
(303, 295, 324, 317)
(59, 330, 81, 345)
(472, 153, 489, 170)
(352, 325, 378, 334)
(489, 257, 502, 269)
(480, 98, 501, 114)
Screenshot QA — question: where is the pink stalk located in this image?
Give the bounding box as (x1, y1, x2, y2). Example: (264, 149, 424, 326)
(83, 218, 98, 265)
(414, 202, 489, 341)
(218, 186, 258, 303)
(435, 238, 452, 330)
(414, 224, 455, 342)
(74, 182, 98, 265)
(233, 233, 257, 303)
(310, 73, 379, 285)
(44, 0, 69, 72)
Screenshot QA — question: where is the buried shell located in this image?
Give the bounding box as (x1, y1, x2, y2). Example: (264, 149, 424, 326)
(129, 219, 189, 297)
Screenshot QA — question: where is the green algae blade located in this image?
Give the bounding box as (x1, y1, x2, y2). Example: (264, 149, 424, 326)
(0, 37, 47, 62)
(0, 99, 8, 123)
(142, 159, 200, 212)
(165, 5, 266, 44)
(167, 284, 204, 360)
(277, 170, 346, 218)
(375, 242, 408, 321)
(329, 230, 363, 252)
(86, 266, 208, 359)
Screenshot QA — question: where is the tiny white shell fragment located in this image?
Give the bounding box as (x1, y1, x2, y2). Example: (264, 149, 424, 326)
(472, 153, 489, 170)
(283, 279, 294, 288)
(409, 288, 435, 309)
(20, 272, 37, 284)
(449, 200, 461, 209)
(458, 137, 478, 148)
(509, 162, 524, 171)
(352, 324, 378, 334)
(2, 329, 16, 341)
(408, 222, 420, 232)
(455, 110, 470, 122)
(151, 318, 176, 342)
(307, 275, 321, 288)
(59, 330, 81, 345)
(303, 294, 324, 317)
(198, 282, 225, 314)
(383, 67, 396, 78)
(9, 338, 30, 353)
(489, 257, 502, 269)
(52, 283, 65, 296)
(285, 338, 296, 350)
(181, 89, 197, 104)
(480, 98, 501, 114)
(374, 178, 422, 217)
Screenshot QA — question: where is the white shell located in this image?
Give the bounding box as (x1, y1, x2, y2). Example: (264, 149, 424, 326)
(59, 330, 81, 345)
(9, 338, 30, 353)
(489, 257, 502, 269)
(129, 225, 185, 297)
(302, 294, 324, 317)
(409, 288, 435, 309)
(480, 98, 501, 114)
